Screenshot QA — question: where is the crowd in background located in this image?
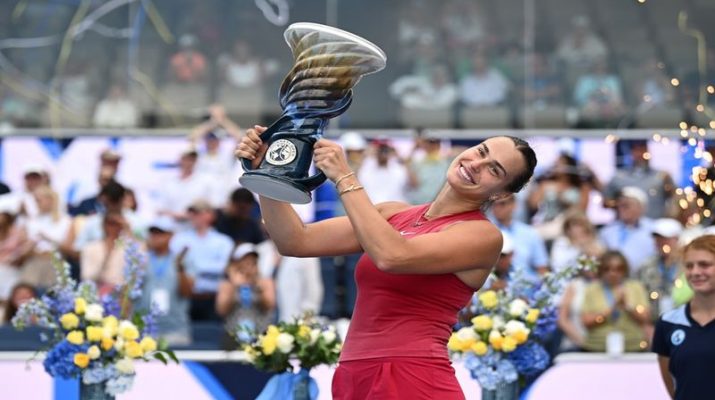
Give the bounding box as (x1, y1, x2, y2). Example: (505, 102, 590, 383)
(1, 0, 714, 130)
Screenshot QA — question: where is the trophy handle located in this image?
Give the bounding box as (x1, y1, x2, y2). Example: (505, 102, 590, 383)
(239, 118, 285, 173)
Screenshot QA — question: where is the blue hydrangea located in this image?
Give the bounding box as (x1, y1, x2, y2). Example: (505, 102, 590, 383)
(83, 365, 116, 384)
(101, 294, 121, 318)
(43, 340, 86, 379)
(463, 353, 517, 391)
(106, 375, 135, 395)
(532, 307, 558, 340)
(507, 342, 550, 377)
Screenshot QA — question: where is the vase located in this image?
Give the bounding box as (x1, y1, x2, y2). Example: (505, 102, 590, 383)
(481, 380, 519, 400)
(292, 368, 311, 400)
(80, 382, 114, 400)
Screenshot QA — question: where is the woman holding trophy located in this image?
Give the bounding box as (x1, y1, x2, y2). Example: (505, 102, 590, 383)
(236, 126, 537, 399)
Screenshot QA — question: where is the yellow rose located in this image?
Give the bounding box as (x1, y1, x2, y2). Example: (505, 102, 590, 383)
(74, 298, 87, 315)
(86, 326, 103, 342)
(512, 330, 529, 344)
(261, 334, 278, 355)
(266, 325, 279, 337)
(502, 336, 518, 352)
(471, 315, 493, 331)
(118, 321, 140, 341)
(87, 345, 101, 360)
(447, 334, 464, 352)
(60, 313, 79, 330)
(102, 316, 118, 337)
(124, 341, 144, 358)
(525, 309, 540, 324)
(478, 290, 498, 309)
(67, 331, 84, 345)
(297, 325, 311, 339)
(101, 337, 114, 351)
(489, 331, 503, 350)
(74, 353, 90, 368)
(140, 337, 157, 353)
(470, 341, 488, 356)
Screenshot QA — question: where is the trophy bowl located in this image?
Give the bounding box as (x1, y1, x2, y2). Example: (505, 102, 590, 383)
(238, 22, 386, 204)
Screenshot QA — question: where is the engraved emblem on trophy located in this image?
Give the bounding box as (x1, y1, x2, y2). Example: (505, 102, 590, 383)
(238, 22, 387, 204)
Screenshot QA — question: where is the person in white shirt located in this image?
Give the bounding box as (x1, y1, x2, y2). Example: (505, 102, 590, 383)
(459, 53, 510, 107)
(92, 84, 138, 128)
(358, 139, 410, 204)
(158, 149, 217, 223)
(389, 64, 458, 109)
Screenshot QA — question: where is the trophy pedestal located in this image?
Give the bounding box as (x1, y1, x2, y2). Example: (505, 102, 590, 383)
(240, 172, 313, 204)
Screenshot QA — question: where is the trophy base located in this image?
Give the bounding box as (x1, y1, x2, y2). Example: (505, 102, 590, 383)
(239, 173, 313, 204)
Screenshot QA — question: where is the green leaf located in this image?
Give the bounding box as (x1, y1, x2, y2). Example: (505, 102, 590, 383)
(165, 350, 180, 364)
(153, 353, 168, 365)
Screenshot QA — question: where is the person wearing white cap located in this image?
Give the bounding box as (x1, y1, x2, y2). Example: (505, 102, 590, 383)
(599, 186, 656, 276)
(138, 216, 194, 345)
(216, 242, 275, 347)
(484, 232, 515, 291)
(637, 218, 688, 321)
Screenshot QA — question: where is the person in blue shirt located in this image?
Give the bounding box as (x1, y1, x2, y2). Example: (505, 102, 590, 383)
(653, 235, 715, 400)
(140, 217, 195, 345)
(489, 194, 549, 280)
(171, 199, 234, 321)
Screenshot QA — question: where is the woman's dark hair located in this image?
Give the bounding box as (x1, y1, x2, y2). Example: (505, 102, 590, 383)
(4, 282, 37, 323)
(503, 136, 537, 193)
(597, 250, 630, 278)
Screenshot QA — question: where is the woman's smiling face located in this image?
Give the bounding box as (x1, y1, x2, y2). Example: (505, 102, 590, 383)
(446, 137, 526, 199)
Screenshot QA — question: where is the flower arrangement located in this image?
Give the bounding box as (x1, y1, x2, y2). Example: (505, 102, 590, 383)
(449, 256, 596, 393)
(240, 314, 342, 400)
(11, 240, 178, 397)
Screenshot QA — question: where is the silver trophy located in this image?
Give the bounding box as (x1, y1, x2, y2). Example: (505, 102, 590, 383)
(239, 22, 387, 204)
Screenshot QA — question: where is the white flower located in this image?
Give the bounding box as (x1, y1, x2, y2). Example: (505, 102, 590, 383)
(492, 315, 506, 330)
(115, 357, 135, 375)
(455, 327, 478, 342)
(114, 338, 125, 352)
(87, 345, 101, 360)
(508, 299, 529, 317)
(85, 304, 104, 322)
(321, 330, 337, 344)
(309, 329, 321, 345)
(276, 333, 295, 353)
(503, 320, 529, 336)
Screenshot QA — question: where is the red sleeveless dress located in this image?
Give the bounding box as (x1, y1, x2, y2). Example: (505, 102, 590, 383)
(332, 204, 486, 400)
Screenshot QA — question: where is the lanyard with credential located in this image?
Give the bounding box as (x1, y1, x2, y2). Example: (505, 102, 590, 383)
(602, 284, 621, 320)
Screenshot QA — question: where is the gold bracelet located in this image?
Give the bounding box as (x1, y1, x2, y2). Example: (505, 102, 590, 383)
(339, 184, 364, 196)
(334, 171, 356, 187)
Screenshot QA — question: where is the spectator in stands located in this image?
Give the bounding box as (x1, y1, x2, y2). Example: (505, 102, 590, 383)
(558, 262, 597, 351)
(638, 218, 684, 321)
(556, 16, 608, 72)
(140, 217, 194, 345)
(459, 53, 510, 108)
(440, 0, 486, 51)
(635, 59, 675, 110)
(0, 164, 46, 218)
(157, 148, 217, 223)
(92, 84, 138, 128)
(396, 5, 439, 71)
(69, 148, 123, 216)
(527, 153, 592, 239)
(170, 199, 234, 321)
(486, 232, 515, 291)
(80, 211, 131, 295)
(214, 188, 264, 245)
(54, 59, 96, 120)
(489, 194, 550, 280)
(358, 138, 410, 203)
(599, 187, 656, 276)
(573, 59, 626, 126)
(217, 40, 273, 88)
(581, 251, 651, 352)
(169, 34, 207, 84)
(2, 282, 37, 324)
(389, 64, 458, 110)
(0, 212, 32, 303)
(69, 166, 116, 216)
(405, 132, 452, 205)
(276, 254, 324, 323)
(603, 139, 675, 219)
(523, 53, 563, 107)
(550, 211, 605, 273)
(494, 42, 525, 85)
(216, 243, 275, 346)
(20, 186, 71, 290)
(340, 131, 368, 174)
